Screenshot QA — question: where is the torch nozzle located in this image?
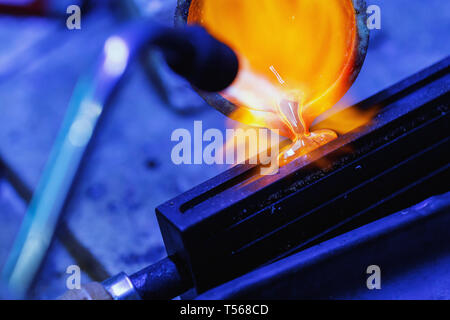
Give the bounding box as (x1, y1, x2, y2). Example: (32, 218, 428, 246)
(155, 26, 239, 92)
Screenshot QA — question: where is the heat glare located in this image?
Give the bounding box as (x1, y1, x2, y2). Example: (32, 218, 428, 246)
(188, 0, 362, 163)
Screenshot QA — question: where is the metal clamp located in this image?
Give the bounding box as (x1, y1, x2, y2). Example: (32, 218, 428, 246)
(102, 272, 141, 300)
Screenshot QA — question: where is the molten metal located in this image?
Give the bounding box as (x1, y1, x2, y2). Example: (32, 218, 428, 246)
(187, 0, 367, 162)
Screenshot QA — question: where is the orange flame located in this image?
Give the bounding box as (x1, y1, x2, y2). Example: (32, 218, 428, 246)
(189, 0, 371, 166)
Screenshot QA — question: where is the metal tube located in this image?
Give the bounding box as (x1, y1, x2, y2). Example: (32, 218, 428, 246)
(129, 256, 193, 300)
(1, 20, 154, 299)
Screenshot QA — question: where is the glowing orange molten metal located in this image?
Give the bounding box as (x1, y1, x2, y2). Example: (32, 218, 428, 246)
(188, 0, 361, 163)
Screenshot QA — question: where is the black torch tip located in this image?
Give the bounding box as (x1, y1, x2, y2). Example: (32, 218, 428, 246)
(158, 26, 239, 93)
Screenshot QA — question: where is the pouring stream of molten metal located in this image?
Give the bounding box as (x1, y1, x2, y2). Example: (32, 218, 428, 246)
(188, 0, 359, 163)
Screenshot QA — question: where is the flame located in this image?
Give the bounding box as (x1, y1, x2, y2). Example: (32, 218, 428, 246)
(311, 104, 379, 135)
(189, 0, 370, 165)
